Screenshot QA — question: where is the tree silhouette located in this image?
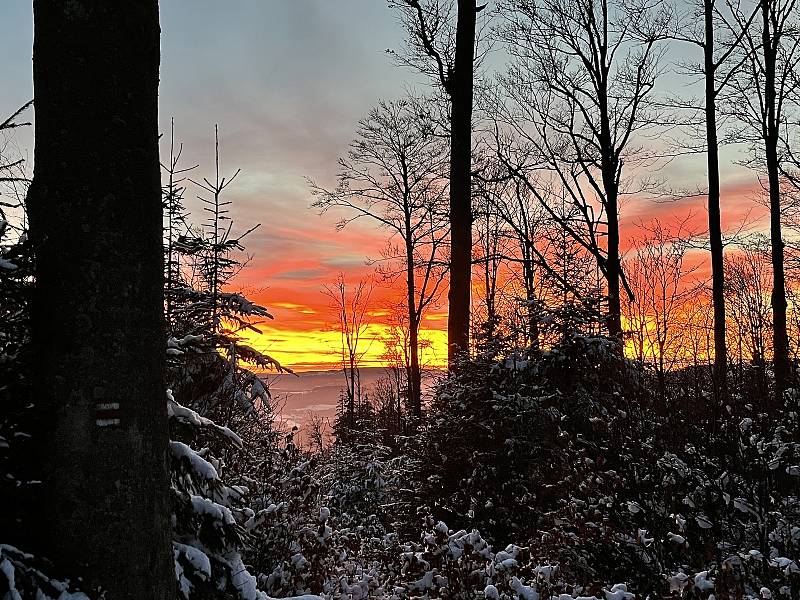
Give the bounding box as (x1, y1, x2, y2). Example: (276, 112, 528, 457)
(497, 0, 670, 341)
(727, 0, 800, 399)
(394, 0, 483, 365)
(312, 99, 449, 420)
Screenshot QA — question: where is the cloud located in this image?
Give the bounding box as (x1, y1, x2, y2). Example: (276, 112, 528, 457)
(273, 268, 329, 281)
(290, 403, 337, 413)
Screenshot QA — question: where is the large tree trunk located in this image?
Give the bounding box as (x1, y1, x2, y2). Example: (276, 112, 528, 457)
(762, 0, 791, 400)
(447, 0, 477, 366)
(27, 2, 173, 597)
(704, 0, 728, 396)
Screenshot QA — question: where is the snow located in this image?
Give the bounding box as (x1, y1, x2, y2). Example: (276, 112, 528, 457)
(170, 441, 219, 480)
(603, 584, 633, 600)
(174, 542, 212, 579)
(0, 257, 18, 270)
(408, 569, 435, 591)
(228, 553, 263, 600)
(626, 501, 641, 513)
(669, 571, 689, 593)
(695, 514, 713, 529)
(771, 557, 800, 575)
(694, 571, 714, 592)
(533, 565, 557, 582)
(227, 552, 322, 600)
(167, 389, 244, 447)
(0, 545, 90, 600)
(666, 532, 686, 545)
(190, 494, 235, 525)
(510, 576, 539, 600)
(1, 558, 22, 600)
(175, 558, 192, 598)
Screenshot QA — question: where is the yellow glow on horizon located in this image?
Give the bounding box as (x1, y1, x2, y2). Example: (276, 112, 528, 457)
(237, 323, 448, 372)
(621, 314, 714, 365)
(240, 315, 716, 373)
(270, 302, 318, 314)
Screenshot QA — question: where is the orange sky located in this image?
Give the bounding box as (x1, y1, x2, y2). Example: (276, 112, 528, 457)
(231, 211, 451, 371)
(231, 175, 769, 372)
(2, 0, 779, 373)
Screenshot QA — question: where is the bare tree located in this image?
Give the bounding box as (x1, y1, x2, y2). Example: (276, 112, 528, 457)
(477, 170, 549, 348)
(726, 0, 800, 397)
(305, 411, 331, 455)
(472, 171, 514, 345)
(496, 0, 670, 340)
(392, 0, 485, 364)
(379, 318, 413, 431)
(323, 273, 373, 433)
(0, 101, 32, 205)
(725, 238, 774, 376)
(312, 99, 449, 419)
(668, 0, 760, 392)
(368, 374, 407, 444)
(623, 218, 701, 395)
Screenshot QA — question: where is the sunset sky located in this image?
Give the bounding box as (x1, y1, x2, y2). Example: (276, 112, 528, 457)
(2, 1, 770, 371)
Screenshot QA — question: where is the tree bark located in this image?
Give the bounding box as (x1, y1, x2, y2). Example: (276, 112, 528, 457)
(761, 0, 791, 400)
(409, 322, 423, 419)
(447, 0, 477, 366)
(27, 2, 173, 597)
(704, 0, 728, 395)
(406, 236, 423, 418)
(599, 105, 623, 339)
(596, 19, 623, 341)
(347, 359, 356, 429)
(523, 251, 540, 349)
(605, 189, 623, 339)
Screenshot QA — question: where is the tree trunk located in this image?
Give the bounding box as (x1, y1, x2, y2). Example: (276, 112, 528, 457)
(347, 361, 356, 429)
(604, 177, 623, 339)
(482, 215, 497, 342)
(597, 43, 623, 341)
(523, 252, 540, 349)
(409, 321, 423, 419)
(27, 2, 173, 597)
(406, 237, 422, 418)
(606, 221, 623, 337)
(762, 0, 791, 400)
(704, 0, 728, 396)
(447, 0, 477, 366)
